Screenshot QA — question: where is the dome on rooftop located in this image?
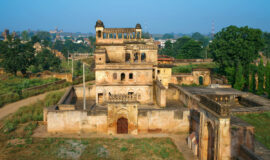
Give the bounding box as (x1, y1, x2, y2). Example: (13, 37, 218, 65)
(135, 23, 141, 29)
(95, 20, 104, 28)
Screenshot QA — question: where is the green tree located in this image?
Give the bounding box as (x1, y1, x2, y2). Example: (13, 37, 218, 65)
(263, 32, 270, 58)
(265, 61, 270, 97)
(0, 36, 35, 75)
(248, 64, 257, 93)
(21, 30, 29, 41)
(210, 25, 264, 86)
(234, 62, 245, 90)
(257, 59, 265, 95)
(191, 32, 210, 47)
(35, 49, 61, 71)
(178, 40, 203, 59)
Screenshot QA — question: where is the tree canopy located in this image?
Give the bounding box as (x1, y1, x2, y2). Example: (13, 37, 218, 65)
(0, 36, 35, 75)
(159, 36, 204, 59)
(209, 25, 264, 86)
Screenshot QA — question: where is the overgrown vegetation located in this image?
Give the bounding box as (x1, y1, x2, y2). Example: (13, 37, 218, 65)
(172, 63, 217, 74)
(0, 76, 59, 96)
(0, 137, 185, 160)
(237, 112, 270, 149)
(1, 91, 64, 135)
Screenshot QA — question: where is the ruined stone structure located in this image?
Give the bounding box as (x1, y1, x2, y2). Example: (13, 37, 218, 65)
(44, 20, 270, 160)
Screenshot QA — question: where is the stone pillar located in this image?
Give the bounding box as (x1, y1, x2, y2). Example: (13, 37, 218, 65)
(138, 53, 141, 63)
(107, 33, 109, 39)
(116, 33, 118, 39)
(135, 32, 137, 39)
(140, 32, 142, 39)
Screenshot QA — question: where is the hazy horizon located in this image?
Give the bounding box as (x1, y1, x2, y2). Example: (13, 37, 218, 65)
(1, 0, 270, 34)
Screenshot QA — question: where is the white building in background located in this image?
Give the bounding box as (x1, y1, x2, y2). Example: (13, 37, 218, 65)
(156, 39, 176, 48)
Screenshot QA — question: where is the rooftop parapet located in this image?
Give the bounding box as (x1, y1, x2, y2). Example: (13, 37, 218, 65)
(200, 95, 230, 117)
(106, 94, 138, 103)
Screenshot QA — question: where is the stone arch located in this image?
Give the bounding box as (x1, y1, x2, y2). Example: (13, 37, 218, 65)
(141, 53, 146, 62)
(199, 76, 204, 85)
(121, 73, 125, 81)
(125, 53, 130, 62)
(97, 31, 102, 38)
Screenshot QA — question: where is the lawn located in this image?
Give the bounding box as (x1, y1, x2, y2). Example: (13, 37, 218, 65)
(237, 112, 270, 149)
(0, 75, 59, 95)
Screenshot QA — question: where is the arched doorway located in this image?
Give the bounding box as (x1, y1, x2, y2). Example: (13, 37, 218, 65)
(207, 122, 215, 160)
(117, 117, 128, 134)
(199, 76, 204, 85)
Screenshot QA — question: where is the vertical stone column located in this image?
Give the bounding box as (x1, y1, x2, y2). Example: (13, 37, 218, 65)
(140, 32, 142, 39)
(116, 33, 118, 39)
(135, 32, 137, 39)
(107, 33, 109, 39)
(138, 52, 141, 63)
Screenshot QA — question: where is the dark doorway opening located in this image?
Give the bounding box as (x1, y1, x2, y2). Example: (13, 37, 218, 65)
(117, 117, 128, 134)
(199, 76, 204, 85)
(98, 93, 103, 104)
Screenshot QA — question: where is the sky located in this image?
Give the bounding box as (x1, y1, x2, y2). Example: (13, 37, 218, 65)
(0, 0, 269, 34)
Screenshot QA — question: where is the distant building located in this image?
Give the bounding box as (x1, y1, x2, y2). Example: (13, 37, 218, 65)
(156, 39, 176, 48)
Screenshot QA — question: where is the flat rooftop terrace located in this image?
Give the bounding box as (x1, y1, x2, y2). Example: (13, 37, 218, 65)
(181, 86, 246, 96)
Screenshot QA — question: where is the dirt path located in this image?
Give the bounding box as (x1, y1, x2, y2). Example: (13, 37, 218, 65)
(0, 87, 68, 121)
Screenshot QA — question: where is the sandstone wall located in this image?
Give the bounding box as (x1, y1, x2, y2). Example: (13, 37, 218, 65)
(47, 110, 108, 133)
(138, 109, 190, 133)
(96, 85, 153, 104)
(75, 85, 96, 99)
(154, 80, 166, 107)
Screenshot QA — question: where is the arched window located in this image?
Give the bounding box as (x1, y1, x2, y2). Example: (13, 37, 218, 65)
(129, 73, 133, 79)
(125, 53, 130, 62)
(141, 53, 146, 62)
(199, 76, 204, 85)
(113, 73, 117, 80)
(121, 73, 125, 81)
(97, 31, 101, 38)
(134, 53, 138, 62)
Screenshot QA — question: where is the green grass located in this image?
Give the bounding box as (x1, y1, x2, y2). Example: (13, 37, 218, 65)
(0, 75, 59, 95)
(1, 91, 64, 135)
(1, 138, 185, 160)
(172, 63, 217, 74)
(237, 112, 270, 149)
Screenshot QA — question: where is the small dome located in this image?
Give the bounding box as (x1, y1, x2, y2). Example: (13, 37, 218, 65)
(135, 23, 141, 29)
(95, 20, 104, 28)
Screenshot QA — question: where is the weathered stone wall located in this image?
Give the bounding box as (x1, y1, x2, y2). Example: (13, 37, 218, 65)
(156, 67, 172, 88)
(95, 68, 153, 85)
(46, 108, 189, 134)
(138, 109, 190, 133)
(107, 102, 138, 135)
(154, 80, 166, 107)
(75, 85, 96, 99)
(230, 117, 255, 158)
(47, 109, 108, 133)
(96, 85, 153, 104)
(171, 69, 211, 86)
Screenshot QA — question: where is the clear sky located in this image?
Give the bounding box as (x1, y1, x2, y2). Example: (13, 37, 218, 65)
(0, 0, 269, 34)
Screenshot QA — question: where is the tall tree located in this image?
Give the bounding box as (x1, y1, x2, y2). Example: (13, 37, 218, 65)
(263, 32, 270, 58)
(209, 25, 264, 86)
(234, 62, 245, 90)
(0, 36, 35, 75)
(265, 61, 270, 98)
(257, 59, 265, 95)
(35, 49, 61, 71)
